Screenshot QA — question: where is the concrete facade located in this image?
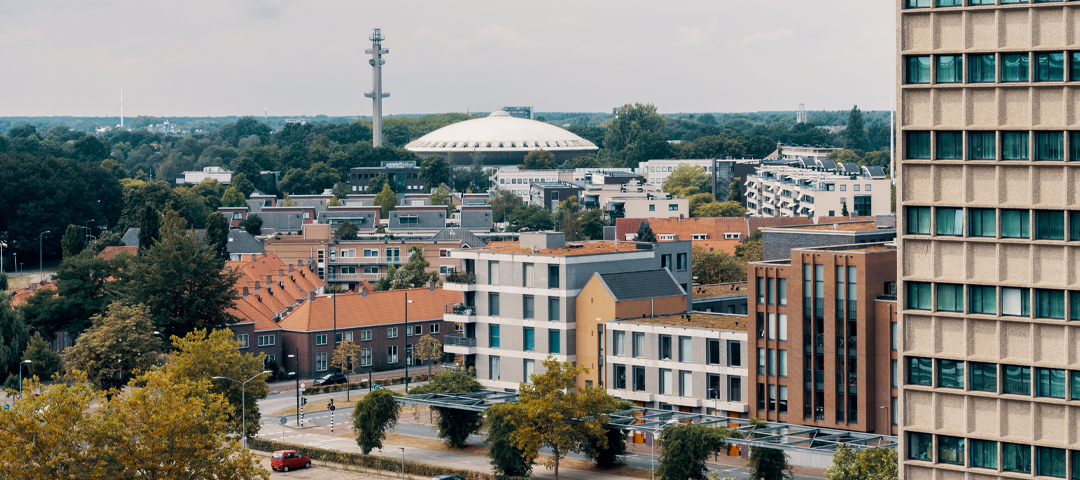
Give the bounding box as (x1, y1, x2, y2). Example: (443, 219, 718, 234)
(760, 221, 898, 262)
(746, 164, 893, 219)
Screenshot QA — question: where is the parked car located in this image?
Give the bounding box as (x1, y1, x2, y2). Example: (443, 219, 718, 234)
(432, 475, 465, 480)
(314, 372, 348, 386)
(271, 450, 311, 472)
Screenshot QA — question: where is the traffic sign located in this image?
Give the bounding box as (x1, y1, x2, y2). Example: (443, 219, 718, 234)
(279, 417, 288, 425)
(299, 382, 306, 389)
(329, 405, 336, 411)
(3, 404, 8, 410)
(373, 384, 380, 390)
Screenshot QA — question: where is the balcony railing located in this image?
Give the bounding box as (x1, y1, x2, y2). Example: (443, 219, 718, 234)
(445, 303, 476, 315)
(444, 335, 476, 347)
(445, 272, 476, 284)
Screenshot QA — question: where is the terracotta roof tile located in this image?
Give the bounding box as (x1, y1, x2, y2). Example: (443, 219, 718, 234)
(9, 281, 57, 307)
(278, 287, 462, 332)
(97, 246, 139, 261)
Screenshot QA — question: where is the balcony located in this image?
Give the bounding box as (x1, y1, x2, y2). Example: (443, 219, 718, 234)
(443, 272, 477, 291)
(443, 335, 477, 354)
(444, 303, 478, 323)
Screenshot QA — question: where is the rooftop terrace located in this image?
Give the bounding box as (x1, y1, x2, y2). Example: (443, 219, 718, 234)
(690, 283, 747, 299)
(479, 241, 647, 256)
(613, 312, 748, 331)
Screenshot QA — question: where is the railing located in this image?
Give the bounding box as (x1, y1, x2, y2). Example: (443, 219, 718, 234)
(445, 272, 476, 284)
(877, 294, 897, 301)
(443, 335, 476, 347)
(445, 303, 476, 315)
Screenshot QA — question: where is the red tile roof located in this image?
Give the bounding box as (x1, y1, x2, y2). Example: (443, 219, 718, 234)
(278, 287, 462, 332)
(97, 246, 139, 261)
(10, 281, 57, 307)
(615, 217, 814, 243)
(227, 253, 326, 331)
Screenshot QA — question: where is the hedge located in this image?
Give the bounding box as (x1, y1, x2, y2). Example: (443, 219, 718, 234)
(248, 437, 529, 480)
(302, 373, 430, 396)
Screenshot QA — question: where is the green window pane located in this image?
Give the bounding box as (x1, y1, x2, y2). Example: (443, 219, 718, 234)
(489, 325, 500, 348)
(939, 360, 964, 388)
(970, 362, 997, 392)
(936, 0, 961, 5)
(1038, 447, 1067, 478)
(1036, 289, 1065, 319)
(1073, 53, 1080, 81)
(1004, 443, 1032, 474)
(938, 436, 965, 465)
(906, 0, 931, 7)
(937, 284, 963, 311)
(1002, 132, 1029, 160)
(969, 132, 996, 159)
(1072, 292, 1080, 321)
(1001, 210, 1030, 238)
(1073, 371, 1080, 400)
(523, 328, 534, 351)
(936, 208, 963, 235)
(1002, 54, 1029, 82)
(907, 132, 931, 159)
(1037, 368, 1066, 399)
(936, 132, 962, 159)
(548, 330, 560, 354)
(1036, 132, 1064, 160)
(1003, 365, 1031, 395)
(970, 54, 996, 82)
(908, 432, 933, 461)
(1072, 132, 1080, 161)
(1036, 53, 1065, 82)
(937, 56, 963, 83)
(907, 56, 932, 83)
(1072, 211, 1080, 240)
(970, 286, 997, 315)
(969, 0, 995, 4)
(971, 439, 998, 470)
(908, 282, 932, 310)
(908, 357, 933, 386)
(1036, 211, 1064, 239)
(907, 207, 931, 234)
(969, 209, 996, 237)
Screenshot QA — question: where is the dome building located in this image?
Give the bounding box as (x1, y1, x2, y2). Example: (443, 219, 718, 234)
(404, 110, 599, 165)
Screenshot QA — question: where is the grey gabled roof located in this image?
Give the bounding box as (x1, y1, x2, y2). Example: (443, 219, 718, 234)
(597, 269, 686, 302)
(122, 228, 140, 247)
(258, 212, 305, 232)
(429, 228, 488, 248)
(120, 227, 263, 254)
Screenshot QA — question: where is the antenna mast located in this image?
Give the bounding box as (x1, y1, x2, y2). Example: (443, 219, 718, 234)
(364, 28, 390, 147)
(121, 88, 124, 128)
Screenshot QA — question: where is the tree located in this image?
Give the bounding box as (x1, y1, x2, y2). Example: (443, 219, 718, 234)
(657, 423, 735, 480)
(205, 212, 229, 260)
(635, 220, 657, 243)
(735, 229, 763, 264)
(330, 339, 362, 400)
(580, 209, 607, 240)
(221, 186, 247, 208)
(164, 328, 270, 438)
(137, 204, 159, 250)
(278, 168, 309, 195)
(420, 155, 451, 191)
(332, 181, 351, 199)
(583, 428, 627, 469)
(692, 245, 746, 284)
(430, 184, 456, 215)
(726, 177, 744, 203)
(231, 172, 256, 197)
(507, 205, 554, 232)
(279, 193, 298, 207)
(486, 403, 533, 477)
(695, 201, 747, 218)
(0, 292, 30, 388)
(61, 224, 83, 259)
(21, 332, 63, 380)
(62, 303, 163, 391)
(351, 387, 400, 454)
(604, 103, 668, 168)
(378, 246, 439, 290)
(414, 334, 443, 378)
(367, 173, 389, 195)
(556, 197, 583, 241)
(409, 371, 484, 449)
(844, 105, 867, 152)
(489, 189, 524, 223)
(336, 220, 359, 240)
(841, 202, 850, 217)
(306, 162, 340, 194)
(510, 357, 623, 480)
(521, 149, 557, 170)
(662, 164, 712, 197)
(240, 213, 263, 235)
(826, 149, 862, 167)
(0, 271, 6, 291)
(749, 447, 793, 480)
(687, 193, 715, 217)
(826, 445, 897, 480)
(374, 183, 398, 218)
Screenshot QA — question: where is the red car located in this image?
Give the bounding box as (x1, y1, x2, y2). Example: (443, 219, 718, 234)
(270, 450, 311, 472)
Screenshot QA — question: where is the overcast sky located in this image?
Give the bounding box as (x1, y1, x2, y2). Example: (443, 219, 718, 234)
(0, 1, 895, 117)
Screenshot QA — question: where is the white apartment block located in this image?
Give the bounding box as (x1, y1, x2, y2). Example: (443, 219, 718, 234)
(491, 167, 559, 201)
(746, 165, 891, 218)
(176, 166, 232, 185)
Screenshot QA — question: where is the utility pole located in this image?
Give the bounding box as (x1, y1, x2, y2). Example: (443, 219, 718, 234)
(364, 28, 390, 147)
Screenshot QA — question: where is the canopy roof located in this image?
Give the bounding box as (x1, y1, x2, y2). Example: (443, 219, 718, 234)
(404, 110, 599, 154)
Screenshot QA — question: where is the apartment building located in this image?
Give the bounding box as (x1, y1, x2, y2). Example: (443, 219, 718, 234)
(765, 145, 842, 164)
(748, 243, 897, 436)
(898, 1, 1080, 478)
(746, 164, 892, 218)
(760, 220, 898, 261)
(442, 232, 693, 391)
(492, 167, 560, 199)
(529, 182, 583, 212)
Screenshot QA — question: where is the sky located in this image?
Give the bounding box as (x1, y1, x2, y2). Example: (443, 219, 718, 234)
(0, 1, 895, 118)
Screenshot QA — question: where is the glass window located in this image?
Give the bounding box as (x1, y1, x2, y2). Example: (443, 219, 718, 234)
(1038, 447, 1067, 478)
(1001, 210, 1030, 238)
(707, 339, 720, 365)
(907, 132, 931, 159)
(1002, 287, 1030, 316)
(1002, 132, 1030, 160)
(757, 348, 765, 375)
(971, 439, 998, 470)
(779, 314, 788, 341)
(909, 432, 932, 461)
(1037, 368, 1066, 398)
(907, 207, 931, 235)
(1003, 443, 1032, 474)
(489, 325, 500, 348)
(970, 362, 997, 392)
(523, 327, 534, 351)
(939, 359, 964, 388)
(969, 132, 995, 159)
(937, 284, 963, 312)
(1001, 53, 1030, 82)
(489, 292, 500, 316)
(1037, 132, 1065, 161)
(679, 336, 692, 362)
(633, 366, 645, 391)
(1036, 53, 1065, 82)
(907, 282, 932, 310)
(757, 277, 765, 304)
(778, 350, 788, 377)
(1036, 210, 1065, 240)
(936, 208, 963, 236)
(778, 279, 787, 305)
(936, 56, 963, 83)
(659, 369, 672, 395)
(936, 0, 961, 5)
(523, 263, 534, 287)
(613, 364, 625, 389)
(632, 332, 644, 358)
(660, 335, 672, 360)
(1073, 52, 1080, 81)
(907, 0, 931, 7)
(612, 331, 625, 356)
(937, 132, 962, 159)
(969, 54, 996, 82)
(548, 297, 560, 321)
(679, 370, 693, 397)
(1072, 371, 1080, 400)
(523, 295, 534, 319)
(969, 209, 996, 237)
(938, 435, 965, 465)
(907, 56, 932, 83)
(767, 278, 775, 305)
(488, 261, 499, 285)
(908, 357, 933, 386)
(1003, 365, 1031, 395)
(523, 359, 535, 383)
(548, 329, 560, 354)
(1037, 289, 1065, 319)
(767, 349, 775, 376)
(547, 264, 559, 288)
(1071, 211, 1080, 240)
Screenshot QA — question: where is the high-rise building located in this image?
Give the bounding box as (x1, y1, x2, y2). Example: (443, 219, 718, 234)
(898, 1, 1080, 478)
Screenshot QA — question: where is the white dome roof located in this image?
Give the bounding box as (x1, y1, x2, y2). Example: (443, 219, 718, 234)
(404, 110, 599, 153)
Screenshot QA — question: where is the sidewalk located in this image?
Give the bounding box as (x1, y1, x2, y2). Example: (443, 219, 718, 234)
(268, 366, 447, 394)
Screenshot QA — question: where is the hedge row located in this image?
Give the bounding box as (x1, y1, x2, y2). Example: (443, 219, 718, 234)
(302, 373, 430, 396)
(248, 437, 528, 480)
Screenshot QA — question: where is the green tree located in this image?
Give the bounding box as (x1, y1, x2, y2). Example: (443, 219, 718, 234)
(862, 150, 891, 168)
(430, 184, 456, 215)
(687, 193, 715, 217)
(326, 196, 342, 208)
(692, 245, 746, 284)
(556, 197, 583, 241)
(379, 246, 439, 290)
(278, 167, 309, 195)
(306, 162, 340, 194)
(205, 212, 229, 260)
(61, 224, 84, 258)
(0, 272, 6, 291)
(510, 357, 622, 480)
(841, 202, 850, 217)
(635, 220, 657, 243)
(332, 181, 351, 199)
(420, 155, 451, 191)
(507, 205, 554, 232)
(230, 172, 256, 197)
(749, 447, 793, 480)
(604, 103, 668, 168)
(22, 332, 63, 380)
(489, 189, 524, 223)
(657, 423, 735, 480)
(137, 204, 159, 250)
(844, 105, 867, 152)
(240, 213, 263, 235)
(367, 173, 389, 195)
(826, 445, 897, 480)
(726, 177, 744, 203)
(695, 200, 747, 218)
(62, 302, 163, 391)
(414, 334, 443, 378)
(221, 186, 247, 208)
(373, 183, 399, 218)
(580, 209, 607, 240)
(0, 292, 30, 388)
(583, 428, 627, 469)
(336, 220, 359, 240)
(46, 250, 119, 336)
(521, 149, 557, 169)
(279, 194, 298, 207)
(486, 403, 533, 477)
(826, 149, 862, 166)
(735, 229, 763, 264)
(662, 164, 712, 197)
(409, 370, 484, 449)
(351, 387, 401, 454)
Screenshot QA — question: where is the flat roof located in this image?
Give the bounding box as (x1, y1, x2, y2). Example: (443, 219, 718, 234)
(613, 313, 748, 331)
(764, 221, 884, 232)
(479, 241, 649, 256)
(691, 283, 748, 299)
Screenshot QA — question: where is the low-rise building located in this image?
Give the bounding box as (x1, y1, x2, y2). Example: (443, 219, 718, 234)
(764, 145, 841, 164)
(348, 161, 425, 193)
(760, 219, 897, 261)
(176, 166, 232, 185)
(493, 167, 560, 199)
(529, 182, 583, 211)
(615, 217, 814, 253)
(692, 283, 749, 315)
(388, 205, 449, 233)
(746, 164, 891, 219)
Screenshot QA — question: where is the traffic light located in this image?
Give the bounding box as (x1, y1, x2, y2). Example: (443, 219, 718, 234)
(301, 397, 307, 406)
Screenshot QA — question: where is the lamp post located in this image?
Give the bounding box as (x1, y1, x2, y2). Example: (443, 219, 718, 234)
(18, 360, 31, 396)
(880, 405, 890, 435)
(83, 220, 95, 249)
(399, 447, 406, 480)
(38, 231, 50, 283)
(291, 349, 300, 426)
(404, 293, 414, 393)
(212, 370, 272, 448)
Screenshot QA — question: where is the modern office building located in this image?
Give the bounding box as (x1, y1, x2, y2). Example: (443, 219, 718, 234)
(348, 161, 425, 193)
(746, 164, 892, 218)
(898, 1, 1080, 478)
(759, 220, 898, 262)
(529, 181, 583, 211)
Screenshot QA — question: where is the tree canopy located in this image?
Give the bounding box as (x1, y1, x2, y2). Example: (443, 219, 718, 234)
(662, 164, 712, 197)
(409, 370, 483, 448)
(351, 387, 401, 454)
(62, 302, 163, 391)
(373, 183, 398, 218)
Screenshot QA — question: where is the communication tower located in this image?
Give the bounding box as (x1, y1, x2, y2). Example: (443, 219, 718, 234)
(365, 28, 390, 147)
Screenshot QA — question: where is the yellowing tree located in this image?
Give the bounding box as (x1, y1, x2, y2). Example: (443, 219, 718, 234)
(414, 334, 443, 378)
(331, 339, 362, 401)
(662, 164, 711, 197)
(62, 302, 163, 391)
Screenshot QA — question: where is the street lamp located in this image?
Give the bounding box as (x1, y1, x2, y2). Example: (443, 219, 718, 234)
(289, 351, 299, 426)
(399, 447, 406, 480)
(84, 220, 95, 249)
(212, 370, 272, 448)
(18, 360, 31, 396)
(38, 231, 50, 284)
(404, 293, 414, 393)
(880, 405, 890, 435)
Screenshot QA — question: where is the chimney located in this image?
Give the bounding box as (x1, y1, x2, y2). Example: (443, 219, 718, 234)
(358, 284, 368, 297)
(254, 281, 261, 291)
(308, 291, 316, 303)
(225, 265, 233, 272)
(289, 264, 295, 273)
(833, 223, 838, 231)
(297, 259, 303, 269)
(427, 279, 435, 292)
(279, 268, 285, 278)
(256, 294, 262, 302)
(252, 253, 258, 261)
(30, 283, 36, 291)
(266, 275, 273, 284)
(242, 286, 249, 297)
